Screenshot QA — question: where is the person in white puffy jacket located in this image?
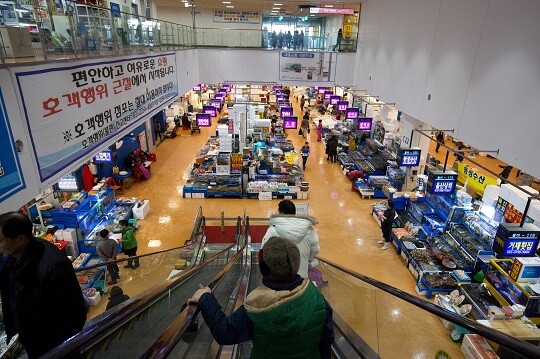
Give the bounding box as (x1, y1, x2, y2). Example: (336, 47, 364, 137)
(262, 200, 320, 278)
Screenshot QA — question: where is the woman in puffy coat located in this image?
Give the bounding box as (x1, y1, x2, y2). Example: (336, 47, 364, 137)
(261, 200, 319, 278)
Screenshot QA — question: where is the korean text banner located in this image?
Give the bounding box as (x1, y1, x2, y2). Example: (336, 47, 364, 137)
(12, 53, 178, 183)
(279, 51, 335, 82)
(213, 10, 261, 24)
(457, 162, 498, 195)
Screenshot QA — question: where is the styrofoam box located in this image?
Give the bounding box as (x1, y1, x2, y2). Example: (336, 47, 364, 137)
(499, 184, 513, 201)
(461, 334, 499, 359)
(520, 186, 539, 196)
(184, 193, 192, 198)
(513, 193, 529, 213)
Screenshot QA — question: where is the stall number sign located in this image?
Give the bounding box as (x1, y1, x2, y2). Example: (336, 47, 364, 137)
(283, 116, 298, 129)
(330, 96, 340, 105)
(399, 149, 421, 167)
(94, 151, 112, 163)
(494, 235, 538, 257)
(346, 108, 359, 119)
(432, 180, 456, 194)
(357, 118, 373, 131)
(203, 105, 217, 117)
(280, 107, 293, 118)
(210, 100, 222, 109)
(214, 93, 225, 100)
(196, 114, 212, 127)
(427, 172, 457, 195)
(337, 101, 348, 111)
(317, 87, 326, 94)
(324, 91, 333, 100)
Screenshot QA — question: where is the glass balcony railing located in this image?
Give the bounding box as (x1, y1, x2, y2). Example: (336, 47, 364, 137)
(0, 0, 356, 64)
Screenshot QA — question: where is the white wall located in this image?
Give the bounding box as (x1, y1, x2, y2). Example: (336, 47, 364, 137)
(355, 0, 540, 178)
(335, 53, 357, 87)
(176, 49, 200, 95)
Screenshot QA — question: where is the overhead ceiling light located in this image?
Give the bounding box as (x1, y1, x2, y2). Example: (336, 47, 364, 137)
(310, 14, 315, 17)
(226, 5, 234, 8)
(272, 7, 280, 10)
(274, 3, 282, 5)
(222, 1, 231, 3)
(271, 10, 278, 13)
(324, 5, 334, 7)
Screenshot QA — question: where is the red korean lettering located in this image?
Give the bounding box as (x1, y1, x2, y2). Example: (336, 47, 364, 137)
(80, 87, 96, 104)
(42, 98, 62, 117)
(62, 92, 81, 108)
(95, 84, 108, 99)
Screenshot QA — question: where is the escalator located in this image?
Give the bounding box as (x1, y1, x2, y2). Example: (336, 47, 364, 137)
(43, 214, 540, 359)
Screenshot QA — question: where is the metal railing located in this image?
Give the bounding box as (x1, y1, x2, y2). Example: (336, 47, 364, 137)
(0, 1, 356, 64)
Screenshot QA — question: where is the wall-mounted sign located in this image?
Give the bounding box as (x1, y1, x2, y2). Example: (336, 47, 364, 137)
(280, 107, 293, 118)
(93, 150, 112, 163)
(196, 114, 212, 127)
(398, 148, 421, 167)
(213, 10, 261, 24)
(279, 52, 335, 82)
(11, 53, 178, 183)
(283, 116, 298, 129)
(330, 95, 340, 105)
(492, 223, 540, 257)
(110, 2, 121, 18)
(427, 171, 458, 195)
(0, 88, 26, 203)
(309, 8, 355, 15)
(357, 117, 373, 131)
(203, 105, 217, 117)
(337, 101, 348, 111)
(346, 107, 359, 119)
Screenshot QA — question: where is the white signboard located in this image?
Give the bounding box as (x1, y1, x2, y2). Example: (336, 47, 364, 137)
(213, 10, 261, 24)
(11, 53, 178, 183)
(279, 51, 336, 82)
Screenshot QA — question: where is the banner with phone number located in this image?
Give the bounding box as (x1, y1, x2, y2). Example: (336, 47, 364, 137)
(11, 53, 178, 183)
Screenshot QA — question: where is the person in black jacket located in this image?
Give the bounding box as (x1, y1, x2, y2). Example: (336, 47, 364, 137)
(105, 286, 130, 311)
(377, 200, 396, 250)
(0, 212, 87, 358)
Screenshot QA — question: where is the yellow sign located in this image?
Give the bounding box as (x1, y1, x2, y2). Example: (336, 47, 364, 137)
(457, 162, 498, 195)
(343, 24, 353, 38)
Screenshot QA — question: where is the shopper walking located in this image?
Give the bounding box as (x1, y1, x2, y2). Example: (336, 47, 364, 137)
(317, 119, 323, 142)
(377, 200, 396, 250)
(120, 219, 139, 269)
(300, 142, 310, 170)
(301, 112, 310, 138)
(97, 229, 120, 285)
(299, 30, 305, 50)
(153, 118, 162, 141)
(435, 131, 444, 153)
(285, 31, 292, 49)
(262, 200, 320, 279)
(293, 30, 299, 50)
(188, 236, 334, 359)
(300, 94, 306, 110)
(498, 164, 513, 180)
(271, 31, 277, 48)
(332, 28, 343, 51)
(106, 286, 130, 311)
(277, 31, 284, 48)
(327, 135, 338, 163)
(0, 212, 86, 358)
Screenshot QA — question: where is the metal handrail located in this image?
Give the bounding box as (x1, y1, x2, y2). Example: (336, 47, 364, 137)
(42, 226, 230, 359)
(316, 257, 540, 357)
(140, 243, 247, 359)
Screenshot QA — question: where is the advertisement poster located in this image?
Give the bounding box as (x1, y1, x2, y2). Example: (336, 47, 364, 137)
(0, 89, 26, 203)
(457, 162, 498, 195)
(11, 53, 178, 183)
(279, 51, 336, 82)
(213, 10, 261, 24)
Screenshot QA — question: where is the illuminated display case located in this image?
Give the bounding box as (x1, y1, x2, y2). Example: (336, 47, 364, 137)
(485, 259, 540, 322)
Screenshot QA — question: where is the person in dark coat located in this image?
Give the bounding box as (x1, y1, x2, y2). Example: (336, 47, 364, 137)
(435, 131, 444, 153)
(498, 165, 513, 180)
(188, 236, 334, 358)
(0, 212, 87, 358)
(332, 28, 343, 51)
(327, 136, 338, 163)
(105, 286, 130, 311)
(378, 200, 396, 250)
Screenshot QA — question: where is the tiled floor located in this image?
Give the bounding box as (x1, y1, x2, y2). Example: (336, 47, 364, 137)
(88, 94, 535, 357)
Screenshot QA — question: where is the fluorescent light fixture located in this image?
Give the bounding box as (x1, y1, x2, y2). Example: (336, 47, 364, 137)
(324, 5, 334, 7)
(222, 1, 231, 3)
(274, 3, 282, 5)
(272, 7, 280, 10)
(226, 5, 234, 8)
(271, 10, 278, 13)
(310, 14, 315, 17)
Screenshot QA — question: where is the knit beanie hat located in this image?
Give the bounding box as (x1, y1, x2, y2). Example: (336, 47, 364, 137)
(258, 236, 300, 282)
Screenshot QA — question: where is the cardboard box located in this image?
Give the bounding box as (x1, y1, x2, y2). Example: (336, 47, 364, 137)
(509, 257, 540, 282)
(461, 334, 499, 359)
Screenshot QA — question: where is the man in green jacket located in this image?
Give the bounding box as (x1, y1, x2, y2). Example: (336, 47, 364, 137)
(119, 219, 139, 269)
(188, 236, 334, 358)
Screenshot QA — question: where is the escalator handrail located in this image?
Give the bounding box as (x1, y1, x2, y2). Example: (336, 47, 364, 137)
(141, 243, 248, 359)
(41, 242, 235, 359)
(74, 212, 206, 273)
(316, 257, 540, 357)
